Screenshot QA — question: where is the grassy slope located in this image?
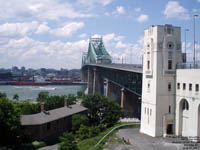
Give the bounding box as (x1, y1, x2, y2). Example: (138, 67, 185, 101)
(78, 122, 140, 150)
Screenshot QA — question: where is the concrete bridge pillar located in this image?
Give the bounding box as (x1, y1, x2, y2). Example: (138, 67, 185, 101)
(106, 80, 121, 105)
(81, 68, 88, 82)
(88, 67, 94, 94)
(121, 88, 125, 108)
(93, 68, 104, 94)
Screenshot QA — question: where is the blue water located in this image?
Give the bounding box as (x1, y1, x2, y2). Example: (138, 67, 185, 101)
(0, 85, 84, 101)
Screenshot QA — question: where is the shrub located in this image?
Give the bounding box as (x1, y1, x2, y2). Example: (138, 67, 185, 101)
(72, 114, 89, 131)
(59, 132, 79, 150)
(76, 125, 90, 140)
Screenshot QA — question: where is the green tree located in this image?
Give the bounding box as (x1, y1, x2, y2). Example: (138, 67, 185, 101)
(13, 94, 19, 101)
(77, 91, 84, 98)
(76, 125, 90, 140)
(0, 92, 7, 98)
(37, 91, 49, 102)
(72, 114, 89, 131)
(0, 98, 21, 145)
(59, 132, 79, 150)
(67, 94, 77, 105)
(82, 94, 123, 127)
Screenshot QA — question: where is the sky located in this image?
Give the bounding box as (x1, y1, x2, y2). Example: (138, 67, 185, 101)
(0, 0, 200, 69)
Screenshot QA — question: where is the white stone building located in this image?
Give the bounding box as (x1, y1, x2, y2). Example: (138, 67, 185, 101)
(140, 24, 200, 138)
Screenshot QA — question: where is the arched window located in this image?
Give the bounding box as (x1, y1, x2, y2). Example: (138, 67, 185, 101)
(182, 100, 189, 110)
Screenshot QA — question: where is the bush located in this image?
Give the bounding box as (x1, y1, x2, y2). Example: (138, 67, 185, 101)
(76, 125, 90, 140)
(89, 126, 100, 137)
(59, 132, 79, 150)
(72, 114, 89, 131)
(37, 91, 49, 102)
(32, 141, 46, 149)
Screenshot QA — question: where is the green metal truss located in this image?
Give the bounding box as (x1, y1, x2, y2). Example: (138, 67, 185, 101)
(82, 37, 112, 65)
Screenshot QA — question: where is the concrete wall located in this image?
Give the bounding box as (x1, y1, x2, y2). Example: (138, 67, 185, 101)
(176, 69, 200, 137)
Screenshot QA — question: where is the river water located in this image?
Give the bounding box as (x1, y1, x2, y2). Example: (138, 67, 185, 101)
(0, 85, 85, 101)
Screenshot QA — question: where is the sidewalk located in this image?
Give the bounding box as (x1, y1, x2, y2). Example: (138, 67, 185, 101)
(116, 128, 185, 150)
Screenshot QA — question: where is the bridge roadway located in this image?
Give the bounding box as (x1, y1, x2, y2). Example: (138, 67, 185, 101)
(84, 63, 143, 74)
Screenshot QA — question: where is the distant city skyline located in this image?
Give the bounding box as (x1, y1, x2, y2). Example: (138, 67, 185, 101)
(0, 0, 199, 69)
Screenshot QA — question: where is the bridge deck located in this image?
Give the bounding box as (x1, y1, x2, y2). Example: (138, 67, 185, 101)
(84, 63, 143, 73)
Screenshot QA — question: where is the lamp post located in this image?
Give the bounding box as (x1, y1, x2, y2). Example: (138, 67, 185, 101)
(193, 15, 199, 67)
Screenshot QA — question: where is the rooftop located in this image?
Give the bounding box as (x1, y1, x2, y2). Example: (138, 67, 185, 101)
(21, 104, 87, 126)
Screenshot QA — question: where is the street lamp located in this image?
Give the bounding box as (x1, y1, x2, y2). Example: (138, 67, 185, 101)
(193, 14, 199, 67)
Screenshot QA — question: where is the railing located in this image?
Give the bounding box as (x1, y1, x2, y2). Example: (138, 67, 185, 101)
(176, 63, 200, 69)
(94, 122, 140, 148)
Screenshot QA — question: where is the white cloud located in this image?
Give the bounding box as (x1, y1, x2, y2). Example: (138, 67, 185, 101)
(0, 0, 94, 20)
(163, 1, 190, 20)
(116, 6, 126, 15)
(0, 21, 39, 38)
(79, 33, 87, 38)
(50, 22, 85, 37)
(35, 22, 50, 34)
(135, 8, 141, 12)
(0, 36, 89, 69)
(77, 0, 114, 6)
(103, 33, 124, 45)
(137, 14, 149, 23)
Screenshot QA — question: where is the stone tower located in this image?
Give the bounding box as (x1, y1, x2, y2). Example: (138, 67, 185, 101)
(140, 24, 183, 137)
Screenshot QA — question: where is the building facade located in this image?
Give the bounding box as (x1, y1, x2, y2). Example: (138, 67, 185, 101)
(140, 24, 200, 138)
(140, 24, 183, 137)
(21, 104, 87, 141)
(176, 69, 200, 137)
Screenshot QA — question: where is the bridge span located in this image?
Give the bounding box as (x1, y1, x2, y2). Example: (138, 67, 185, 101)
(81, 37, 142, 118)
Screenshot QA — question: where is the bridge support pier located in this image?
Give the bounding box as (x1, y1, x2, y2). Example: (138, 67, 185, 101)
(88, 67, 94, 94)
(106, 80, 121, 105)
(121, 88, 141, 119)
(121, 88, 125, 108)
(81, 68, 88, 82)
(93, 68, 104, 94)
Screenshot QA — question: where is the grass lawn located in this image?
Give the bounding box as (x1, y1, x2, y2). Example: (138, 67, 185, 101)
(78, 122, 140, 150)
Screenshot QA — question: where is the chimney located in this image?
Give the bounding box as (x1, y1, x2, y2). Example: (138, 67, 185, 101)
(41, 103, 45, 112)
(64, 99, 68, 107)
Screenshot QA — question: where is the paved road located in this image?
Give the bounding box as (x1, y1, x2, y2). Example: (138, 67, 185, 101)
(116, 128, 185, 150)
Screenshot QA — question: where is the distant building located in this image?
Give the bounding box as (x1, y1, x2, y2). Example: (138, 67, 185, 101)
(21, 104, 87, 141)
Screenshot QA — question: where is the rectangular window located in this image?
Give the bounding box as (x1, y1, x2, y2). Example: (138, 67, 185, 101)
(189, 83, 192, 91)
(150, 109, 152, 116)
(183, 83, 186, 90)
(169, 106, 171, 114)
(168, 60, 172, 70)
(147, 61, 150, 70)
(148, 83, 150, 88)
(145, 107, 146, 114)
(168, 83, 171, 91)
(196, 84, 199, 92)
(177, 83, 180, 89)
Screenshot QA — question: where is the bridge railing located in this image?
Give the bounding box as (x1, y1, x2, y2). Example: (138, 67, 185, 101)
(176, 63, 200, 69)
